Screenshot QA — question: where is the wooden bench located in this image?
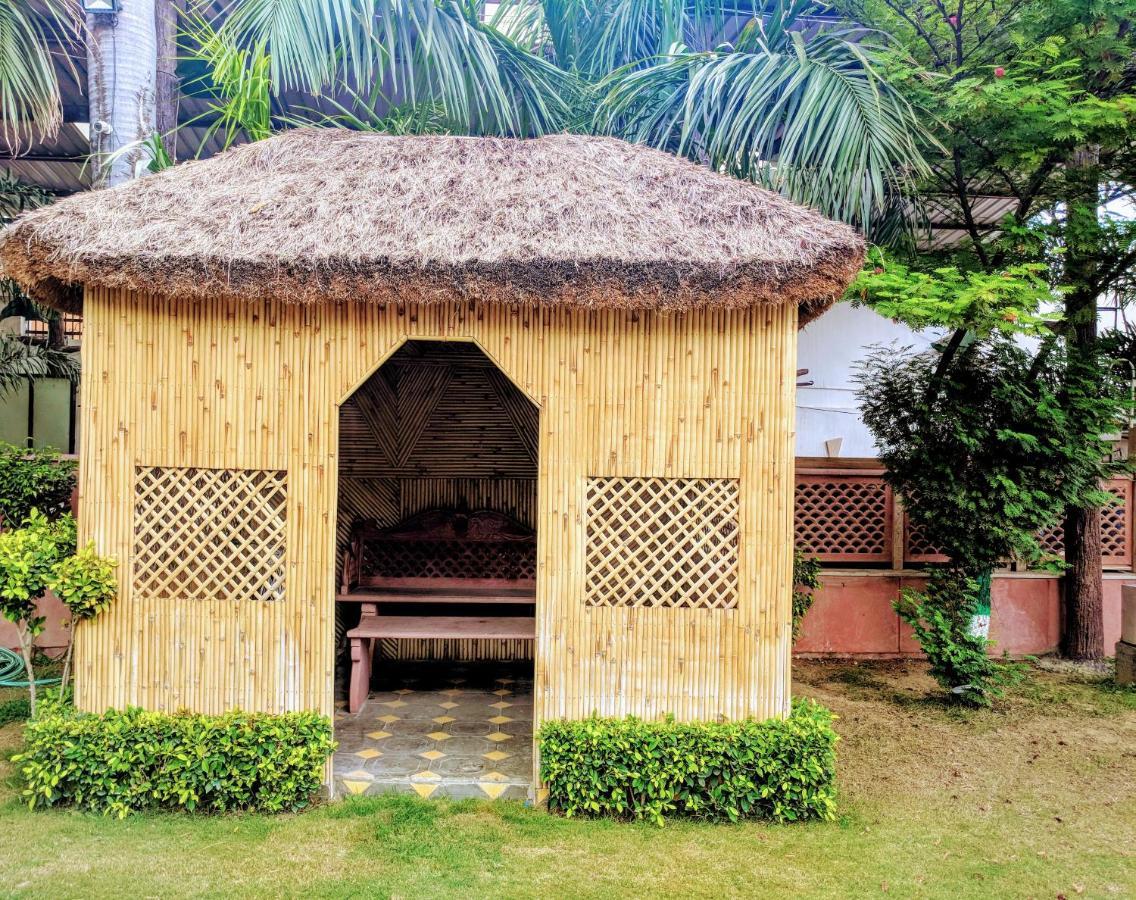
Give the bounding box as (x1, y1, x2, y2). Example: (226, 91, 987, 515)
(340, 509, 536, 713)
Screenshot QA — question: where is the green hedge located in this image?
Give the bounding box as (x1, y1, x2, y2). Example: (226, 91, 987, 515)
(538, 699, 838, 825)
(18, 705, 335, 817)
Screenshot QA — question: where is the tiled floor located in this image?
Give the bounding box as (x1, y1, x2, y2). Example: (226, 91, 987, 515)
(333, 660, 534, 801)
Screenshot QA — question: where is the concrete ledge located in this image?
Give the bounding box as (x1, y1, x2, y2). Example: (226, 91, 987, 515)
(1117, 641, 1136, 685)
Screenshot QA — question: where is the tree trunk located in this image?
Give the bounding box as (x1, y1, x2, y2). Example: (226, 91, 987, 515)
(154, 0, 182, 161)
(86, 1, 159, 187)
(59, 632, 73, 696)
(47, 314, 65, 350)
(1063, 506, 1104, 658)
(16, 622, 36, 717)
(1060, 144, 1105, 660)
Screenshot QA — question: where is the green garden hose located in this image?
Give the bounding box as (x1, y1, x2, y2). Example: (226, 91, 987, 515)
(0, 646, 61, 687)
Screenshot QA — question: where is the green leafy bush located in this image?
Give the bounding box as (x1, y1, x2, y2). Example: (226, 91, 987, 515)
(538, 700, 838, 825)
(0, 696, 30, 726)
(896, 570, 1024, 707)
(18, 705, 335, 817)
(792, 549, 821, 640)
(0, 443, 76, 526)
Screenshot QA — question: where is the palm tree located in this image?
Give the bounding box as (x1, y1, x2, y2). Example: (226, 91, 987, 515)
(0, 334, 78, 399)
(207, 0, 928, 235)
(3, 1, 930, 235)
(207, 0, 576, 137)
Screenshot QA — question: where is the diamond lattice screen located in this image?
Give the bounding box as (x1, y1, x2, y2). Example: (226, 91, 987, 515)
(585, 477, 740, 609)
(133, 467, 288, 602)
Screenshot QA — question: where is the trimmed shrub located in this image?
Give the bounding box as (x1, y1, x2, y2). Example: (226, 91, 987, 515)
(538, 699, 838, 825)
(18, 705, 335, 817)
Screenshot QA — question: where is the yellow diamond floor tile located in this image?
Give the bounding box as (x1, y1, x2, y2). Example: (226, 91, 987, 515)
(334, 660, 534, 802)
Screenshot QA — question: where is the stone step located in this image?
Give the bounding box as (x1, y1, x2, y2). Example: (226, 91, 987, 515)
(334, 774, 532, 802)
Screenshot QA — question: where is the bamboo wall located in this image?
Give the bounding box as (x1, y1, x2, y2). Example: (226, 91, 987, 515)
(75, 291, 798, 722)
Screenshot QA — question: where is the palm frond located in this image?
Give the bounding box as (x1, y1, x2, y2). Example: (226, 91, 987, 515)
(0, 172, 52, 222)
(594, 4, 930, 234)
(182, 13, 275, 152)
(214, 0, 574, 136)
(0, 0, 78, 152)
(292, 85, 457, 133)
(0, 334, 78, 399)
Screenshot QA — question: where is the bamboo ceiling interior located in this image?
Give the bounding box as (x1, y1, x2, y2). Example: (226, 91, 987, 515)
(75, 292, 798, 724)
(337, 339, 538, 531)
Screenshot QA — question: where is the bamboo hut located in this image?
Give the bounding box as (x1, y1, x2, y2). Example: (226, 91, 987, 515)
(0, 129, 863, 735)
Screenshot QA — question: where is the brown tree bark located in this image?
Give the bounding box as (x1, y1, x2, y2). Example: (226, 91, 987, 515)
(47, 314, 64, 350)
(1060, 145, 1105, 660)
(1062, 505, 1104, 658)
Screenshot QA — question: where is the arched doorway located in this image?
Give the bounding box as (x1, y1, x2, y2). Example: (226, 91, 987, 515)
(333, 340, 538, 800)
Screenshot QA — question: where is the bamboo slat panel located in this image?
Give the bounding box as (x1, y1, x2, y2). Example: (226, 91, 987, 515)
(75, 292, 797, 723)
(383, 637, 533, 661)
(399, 478, 536, 529)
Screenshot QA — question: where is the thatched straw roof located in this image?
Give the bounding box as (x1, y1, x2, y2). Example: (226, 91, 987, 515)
(0, 129, 863, 323)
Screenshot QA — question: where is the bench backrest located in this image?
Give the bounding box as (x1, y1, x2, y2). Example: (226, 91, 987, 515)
(342, 508, 536, 592)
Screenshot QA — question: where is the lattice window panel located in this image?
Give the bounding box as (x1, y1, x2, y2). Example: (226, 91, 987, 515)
(133, 467, 288, 602)
(794, 475, 891, 563)
(1037, 480, 1133, 568)
(362, 541, 536, 580)
(904, 515, 948, 563)
(585, 477, 739, 609)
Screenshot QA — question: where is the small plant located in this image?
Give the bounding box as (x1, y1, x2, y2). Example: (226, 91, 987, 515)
(539, 700, 839, 825)
(19, 704, 336, 816)
(792, 549, 821, 640)
(0, 511, 75, 714)
(0, 696, 30, 726)
(0, 512, 116, 713)
(895, 569, 1024, 706)
(47, 542, 118, 691)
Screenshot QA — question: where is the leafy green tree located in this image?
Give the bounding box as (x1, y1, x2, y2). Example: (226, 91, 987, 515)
(0, 511, 116, 714)
(857, 336, 1122, 701)
(47, 543, 118, 693)
(844, 0, 1136, 658)
(0, 511, 75, 715)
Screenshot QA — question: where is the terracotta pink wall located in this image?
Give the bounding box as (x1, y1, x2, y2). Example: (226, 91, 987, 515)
(794, 571, 1127, 658)
(0, 592, 70, 654)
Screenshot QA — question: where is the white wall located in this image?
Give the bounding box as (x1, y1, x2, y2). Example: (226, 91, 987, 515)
(795, 302, 938, 458)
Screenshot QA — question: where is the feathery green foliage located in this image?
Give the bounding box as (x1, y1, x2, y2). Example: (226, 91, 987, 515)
(0, 335, 78, 400)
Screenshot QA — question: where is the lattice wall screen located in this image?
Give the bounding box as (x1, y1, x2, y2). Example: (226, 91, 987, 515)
(585, 477, 740, 609)
(794, 475, 891, 563)
(133, 467, 288, 602)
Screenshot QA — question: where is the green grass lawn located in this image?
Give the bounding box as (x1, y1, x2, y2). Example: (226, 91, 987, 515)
(1, 662, 1134, 899)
